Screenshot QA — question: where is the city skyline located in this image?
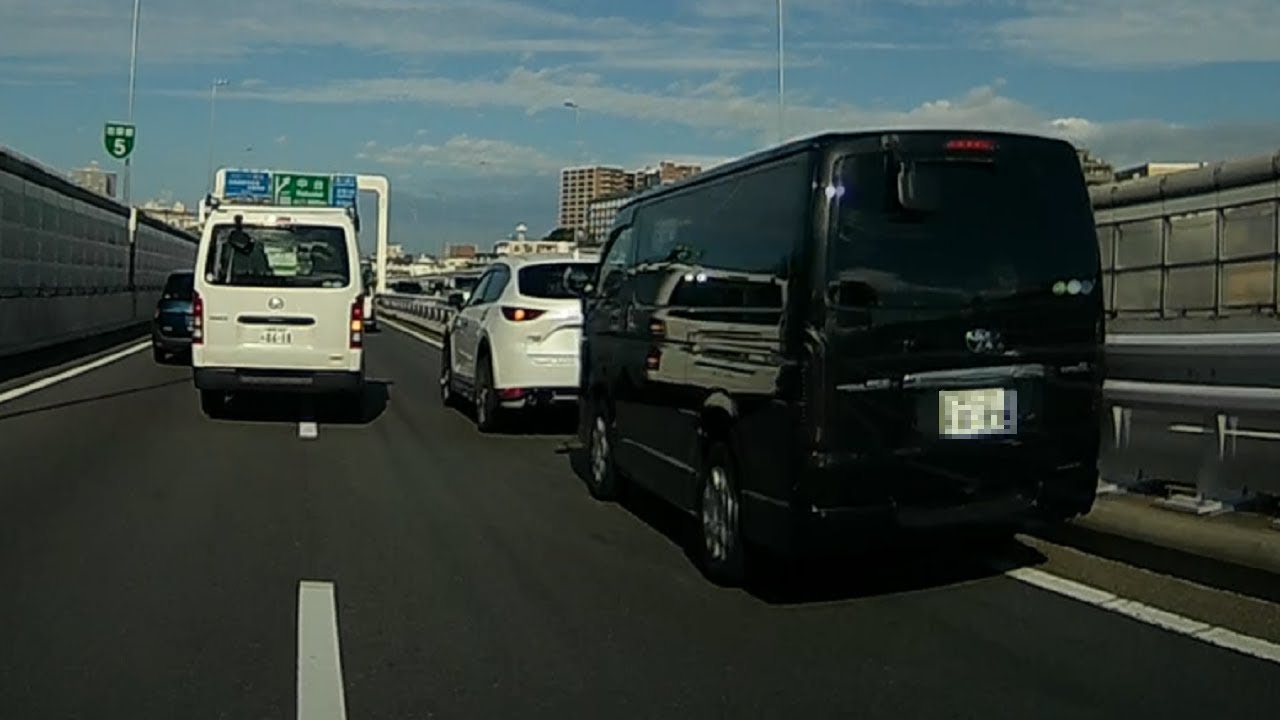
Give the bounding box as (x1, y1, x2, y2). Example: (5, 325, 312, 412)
(3, 0, 1280, 252)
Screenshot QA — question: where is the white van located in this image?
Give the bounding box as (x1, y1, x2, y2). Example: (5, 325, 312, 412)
(191, 203, 366, 416)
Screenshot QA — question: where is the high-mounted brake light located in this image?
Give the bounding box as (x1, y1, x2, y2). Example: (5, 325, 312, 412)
(501, 306, 546, 322)
(349, 298, 364, 348)
(191, 292, 204, 344)
(945, 138, 997, 152)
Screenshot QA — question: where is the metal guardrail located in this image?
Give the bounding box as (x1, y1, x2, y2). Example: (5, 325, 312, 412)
(1102, 333, 1280, 514)
(374, 292, 456, 334)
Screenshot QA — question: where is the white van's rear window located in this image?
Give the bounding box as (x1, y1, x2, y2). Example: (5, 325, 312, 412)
(204, 224, 351, 288)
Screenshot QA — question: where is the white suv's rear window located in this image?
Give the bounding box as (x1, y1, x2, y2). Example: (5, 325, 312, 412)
(518, 262, 596, 299)
(204, 223, 351, 288)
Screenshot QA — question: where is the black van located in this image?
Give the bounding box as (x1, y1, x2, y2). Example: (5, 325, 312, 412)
(573, 131, 1105, 585)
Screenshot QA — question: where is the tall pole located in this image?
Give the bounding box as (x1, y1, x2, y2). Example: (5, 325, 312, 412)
(564, 99, 582, 162)
(207, 79, 229, 193)
(124, 0, 141, 204)
(776, 0, 785, 145)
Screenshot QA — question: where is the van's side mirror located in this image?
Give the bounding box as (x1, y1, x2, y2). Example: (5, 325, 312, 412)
(597, 269, 624, 297)
(446, 292, 465, 309)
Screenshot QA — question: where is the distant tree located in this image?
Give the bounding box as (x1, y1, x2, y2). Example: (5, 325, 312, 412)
(543, 227, 576, 243)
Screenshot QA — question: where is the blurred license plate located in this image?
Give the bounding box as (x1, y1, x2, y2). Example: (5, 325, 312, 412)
(938, 388, 1016, 438)
(261, 329, 292, 345)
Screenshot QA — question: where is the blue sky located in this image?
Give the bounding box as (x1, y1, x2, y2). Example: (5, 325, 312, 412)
(2, 0, 1280, 254)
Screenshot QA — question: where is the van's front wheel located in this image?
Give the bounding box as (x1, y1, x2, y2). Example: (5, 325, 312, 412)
(697, 441, 747, 587)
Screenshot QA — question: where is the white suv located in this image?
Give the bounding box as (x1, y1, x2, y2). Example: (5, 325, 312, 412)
(191, 204, 367, 417)
(439, 254, 596, 431)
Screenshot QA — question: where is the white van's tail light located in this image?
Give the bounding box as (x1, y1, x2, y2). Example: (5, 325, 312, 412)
(192, 292, 204, 344)
(350, 298, 364, 348)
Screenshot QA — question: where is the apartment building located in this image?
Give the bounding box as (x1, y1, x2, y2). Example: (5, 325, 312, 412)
(558, 160, 704, 235)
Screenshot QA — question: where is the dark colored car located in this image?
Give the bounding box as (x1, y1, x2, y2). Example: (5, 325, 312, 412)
(152, 270, 194, 363)
(575, 130, 1105, 586)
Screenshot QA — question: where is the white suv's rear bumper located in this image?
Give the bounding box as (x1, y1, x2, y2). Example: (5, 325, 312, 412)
(494, 353, 579, 392)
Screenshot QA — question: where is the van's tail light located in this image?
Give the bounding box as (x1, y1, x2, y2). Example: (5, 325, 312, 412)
(945, 138, 997, 152)
(501, 306, 546, 322)
(350, 298, 364, 348)
(191, 292, 204, 344)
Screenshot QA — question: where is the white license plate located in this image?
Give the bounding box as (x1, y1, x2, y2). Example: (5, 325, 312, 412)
(938, 388, 1016, 438)
(260, 329, 293, 345)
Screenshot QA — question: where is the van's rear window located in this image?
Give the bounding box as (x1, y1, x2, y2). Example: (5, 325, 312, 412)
(203, 224, 352, 288)
(828, 144, 1098, 307)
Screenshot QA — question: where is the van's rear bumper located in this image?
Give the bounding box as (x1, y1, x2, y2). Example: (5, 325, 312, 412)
(742, 456, 1099, 555)
(193, 367, 364, 394)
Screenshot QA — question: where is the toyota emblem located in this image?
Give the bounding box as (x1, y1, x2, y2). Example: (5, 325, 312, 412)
(964, 328, 1001, 354)
(268, 297, 284, 310)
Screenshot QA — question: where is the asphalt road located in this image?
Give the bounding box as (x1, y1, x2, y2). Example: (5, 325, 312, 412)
(1, 327, 1278, 719)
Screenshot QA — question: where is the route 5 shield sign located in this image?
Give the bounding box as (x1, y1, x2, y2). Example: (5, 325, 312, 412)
(104, 123, 136, 160)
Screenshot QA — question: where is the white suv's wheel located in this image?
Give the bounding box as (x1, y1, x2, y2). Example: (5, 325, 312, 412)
(439, 342, 457, 407)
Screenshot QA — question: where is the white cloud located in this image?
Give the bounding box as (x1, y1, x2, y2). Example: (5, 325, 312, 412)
(3, 0, 1275, 75)
(197, 69, 1280, 168)
(274, 134, 288, 144)
(986, 0, 1280, 68)
(0, 0, 946, 80)
(359, 135, 563, 176)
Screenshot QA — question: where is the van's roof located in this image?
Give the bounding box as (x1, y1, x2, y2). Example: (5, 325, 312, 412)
(621, 128, 1076, 211)
(205, 205, 358, 231)
(210, 203, 355, 217)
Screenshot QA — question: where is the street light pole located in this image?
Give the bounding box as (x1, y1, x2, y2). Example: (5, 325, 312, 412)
(776, 0, 785, 145)
(123, 0, 141, 204)
(207, 78, 229, 193)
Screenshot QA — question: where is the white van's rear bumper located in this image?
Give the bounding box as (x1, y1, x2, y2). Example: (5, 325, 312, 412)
(194, 367, 364, 394)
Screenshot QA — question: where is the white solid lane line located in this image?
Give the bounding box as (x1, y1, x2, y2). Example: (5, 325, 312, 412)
(380, 316, 443, 349)
(0, 340, 150, 406)
(1005, 567, 1280, 665)
(298, 421, 319, 440)
(297, 581, 348, 720)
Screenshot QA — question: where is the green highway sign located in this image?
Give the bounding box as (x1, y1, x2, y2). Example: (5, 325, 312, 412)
(103, 122, 136, 160)
(273, 173, 332, 206)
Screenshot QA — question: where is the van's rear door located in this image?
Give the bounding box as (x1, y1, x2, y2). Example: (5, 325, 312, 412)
(818, 133, 1103, 496)
(199, 216, 359, 371)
